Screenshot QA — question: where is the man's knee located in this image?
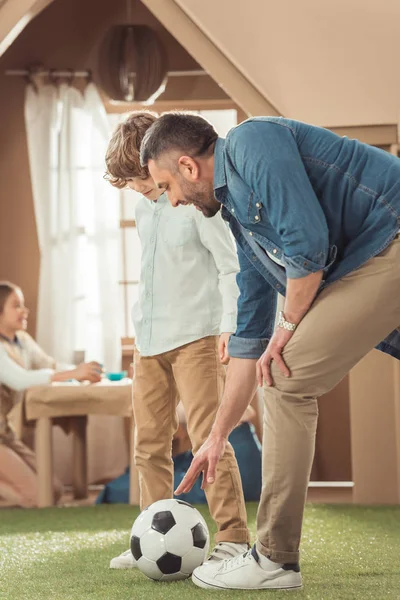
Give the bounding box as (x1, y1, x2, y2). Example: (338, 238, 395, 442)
(269, 358, 333, 399)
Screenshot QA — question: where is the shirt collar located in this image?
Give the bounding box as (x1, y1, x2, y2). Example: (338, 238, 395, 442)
(0, 332, 21, 346)
(152, 192, 168, 213)
(213, 137, 227, 192)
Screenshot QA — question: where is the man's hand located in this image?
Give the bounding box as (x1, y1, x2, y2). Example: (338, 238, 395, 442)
(174, 434, 227, 494)
(218, 332, 232, 365)
(256, 328, 294, 387)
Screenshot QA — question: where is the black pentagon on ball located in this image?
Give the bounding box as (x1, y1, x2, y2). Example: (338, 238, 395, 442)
(130, 535, 142, 560)
(151, 510, 176, 535)
(156, 552, 182, 574)
(191, 523, 208, 549)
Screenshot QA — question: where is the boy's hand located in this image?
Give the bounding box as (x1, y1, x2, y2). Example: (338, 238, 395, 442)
(218, 332, 232, 365)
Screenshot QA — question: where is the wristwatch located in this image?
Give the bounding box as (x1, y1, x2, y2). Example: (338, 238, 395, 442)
(277, 311, 297, 332)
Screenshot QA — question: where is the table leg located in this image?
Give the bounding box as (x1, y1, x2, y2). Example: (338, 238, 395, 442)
(36, 417, 54, 507)
(129, 415, 140, 505)
(71, 415, 88, 500)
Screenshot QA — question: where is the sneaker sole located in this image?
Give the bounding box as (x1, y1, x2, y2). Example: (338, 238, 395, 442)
(192, 571, 303, 591)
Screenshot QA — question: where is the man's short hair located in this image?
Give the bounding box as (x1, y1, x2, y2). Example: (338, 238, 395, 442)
(104, 111, 158, 189)
(140, 112, 218, 168)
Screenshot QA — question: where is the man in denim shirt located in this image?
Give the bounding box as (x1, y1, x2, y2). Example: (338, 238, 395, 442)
(141, 114, 400, 591)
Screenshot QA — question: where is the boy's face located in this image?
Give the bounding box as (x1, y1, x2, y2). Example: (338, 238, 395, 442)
(126, 176, 164, 202)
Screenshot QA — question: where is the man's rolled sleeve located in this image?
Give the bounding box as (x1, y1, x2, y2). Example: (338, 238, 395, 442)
(284, 244, 337, 278)
(228, 335, 268, 359)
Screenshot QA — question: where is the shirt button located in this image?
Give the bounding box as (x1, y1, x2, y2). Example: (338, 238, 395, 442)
(276, 284, 281, 290)
(249, 232, 253, 236)
(273, 249, 277, 254)
(252, 255, 257, 260)
(256, 203, 261, 208)
(304, 261, 308, 267)
(255, 215, 260, 221)
(231, 208, 235, 213)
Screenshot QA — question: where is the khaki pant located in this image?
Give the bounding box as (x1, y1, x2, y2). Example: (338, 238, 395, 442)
(133, 335, 249, 544)
(257, 236, 400, 564)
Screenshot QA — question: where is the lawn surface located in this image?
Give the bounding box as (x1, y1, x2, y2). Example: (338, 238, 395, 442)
(1, 503, 400, 599)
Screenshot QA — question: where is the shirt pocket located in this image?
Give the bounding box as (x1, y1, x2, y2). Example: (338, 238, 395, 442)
(163, 216, 194, 247)
(247, 192, 263, 224)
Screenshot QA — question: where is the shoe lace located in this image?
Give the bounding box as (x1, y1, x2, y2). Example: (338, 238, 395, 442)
(219, 549, 253, 572)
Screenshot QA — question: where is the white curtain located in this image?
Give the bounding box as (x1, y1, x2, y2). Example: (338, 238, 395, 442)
(24, 82, 121, 370)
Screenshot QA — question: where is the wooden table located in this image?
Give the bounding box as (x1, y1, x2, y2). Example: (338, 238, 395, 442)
(24, 380, 140, 508)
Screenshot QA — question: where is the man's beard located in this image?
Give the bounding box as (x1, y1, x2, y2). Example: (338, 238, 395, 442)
(181, 180, 220, 218)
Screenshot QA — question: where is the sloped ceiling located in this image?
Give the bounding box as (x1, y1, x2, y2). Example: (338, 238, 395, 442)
(176, 0, 400, 127)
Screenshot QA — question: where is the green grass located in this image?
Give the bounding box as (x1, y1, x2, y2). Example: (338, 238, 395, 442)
(1, 503, 400, 599)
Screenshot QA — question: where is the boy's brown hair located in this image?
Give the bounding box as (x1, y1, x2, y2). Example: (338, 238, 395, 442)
(104, 111, 158, 189)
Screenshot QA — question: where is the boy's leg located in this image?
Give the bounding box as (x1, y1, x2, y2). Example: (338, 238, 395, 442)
(171, 336, 249, 544)
(257, 236, 400, 564)
(133, 349, 179, 510)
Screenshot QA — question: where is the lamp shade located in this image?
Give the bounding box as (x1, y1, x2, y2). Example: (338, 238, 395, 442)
(98, 25, 168, 102)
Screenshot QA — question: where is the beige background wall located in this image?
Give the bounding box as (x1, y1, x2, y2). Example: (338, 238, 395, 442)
(350, 350, 400, 503)
(175, 0, 400, 127)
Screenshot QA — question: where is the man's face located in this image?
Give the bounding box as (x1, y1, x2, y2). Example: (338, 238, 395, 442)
(147, 158, 221, 218)
(126, 175, 164, 202)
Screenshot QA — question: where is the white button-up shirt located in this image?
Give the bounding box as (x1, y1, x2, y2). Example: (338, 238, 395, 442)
(132, 194, 239, 357)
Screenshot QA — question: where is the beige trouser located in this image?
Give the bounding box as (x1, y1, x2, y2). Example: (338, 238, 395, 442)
(133, 335, 249, 544)
(257, 236, 400, 564)
(0, 438, 63, 507)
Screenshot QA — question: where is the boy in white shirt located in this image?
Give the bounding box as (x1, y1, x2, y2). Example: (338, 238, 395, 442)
(105, 112, 249, 568)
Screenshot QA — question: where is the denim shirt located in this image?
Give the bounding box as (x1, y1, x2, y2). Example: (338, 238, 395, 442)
(215, 117, 400, 360)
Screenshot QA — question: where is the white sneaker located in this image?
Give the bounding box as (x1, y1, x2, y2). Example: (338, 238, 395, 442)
(207, 541, 250, 563)
(192, 545, 302, 590)
(109, 549, 137, 569)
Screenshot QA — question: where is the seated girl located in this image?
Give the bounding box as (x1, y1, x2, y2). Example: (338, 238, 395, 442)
(0, 281, 102, 507)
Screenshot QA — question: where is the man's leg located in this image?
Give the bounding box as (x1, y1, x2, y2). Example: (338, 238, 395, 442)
(133, 349, 179, 510)
(257, 236, 400, 564)
(171, 336, 250, 545)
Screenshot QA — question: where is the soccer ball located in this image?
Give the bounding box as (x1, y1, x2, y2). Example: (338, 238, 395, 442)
(130, 499, 210, 581)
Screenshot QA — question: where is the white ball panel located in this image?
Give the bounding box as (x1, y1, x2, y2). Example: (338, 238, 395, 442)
(136, 556, 163, 581)
(181, 546, 208, 574)
(139, 528, 167, 561)
(147, 499, 178, 513)
(170, 503, 202, 529)
(164, 525, 193, 556)
(131, 509, 154, 538)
